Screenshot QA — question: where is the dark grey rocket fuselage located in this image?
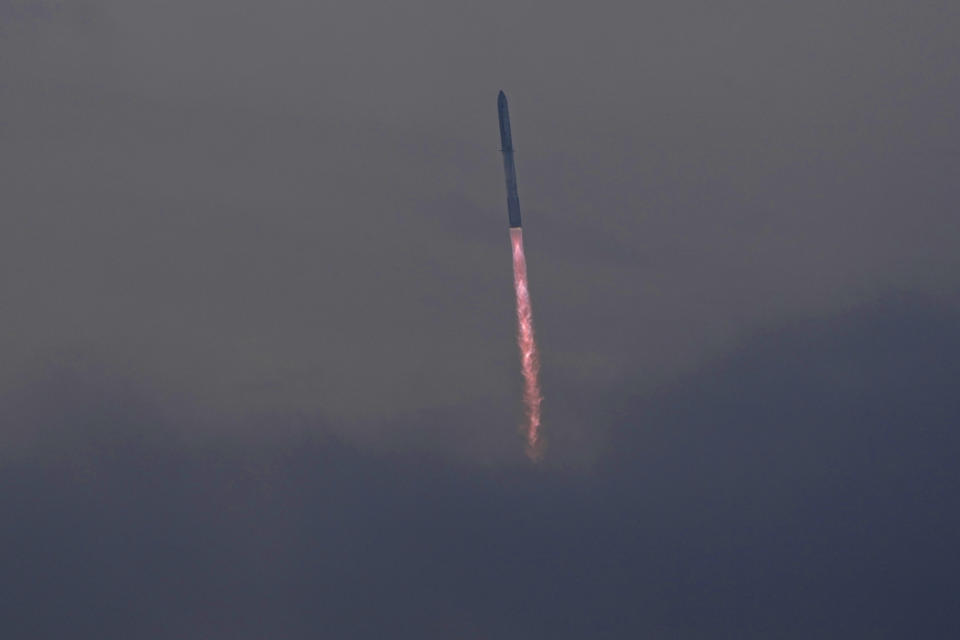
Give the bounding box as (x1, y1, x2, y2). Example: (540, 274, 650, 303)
(498, 91, 522, 228)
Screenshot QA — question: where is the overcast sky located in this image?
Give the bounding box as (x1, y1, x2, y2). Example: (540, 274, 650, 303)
(2, 1, 959, 637)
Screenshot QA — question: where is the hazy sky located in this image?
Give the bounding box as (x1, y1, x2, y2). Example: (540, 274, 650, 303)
(2, 1, 959, 637)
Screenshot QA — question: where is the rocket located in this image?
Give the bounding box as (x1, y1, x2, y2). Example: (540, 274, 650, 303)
(498, 90, 523, 228)
(498, 90, 543, 458)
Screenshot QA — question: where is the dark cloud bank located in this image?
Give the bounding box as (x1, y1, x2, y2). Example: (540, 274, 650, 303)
(3, 294, 958, 639)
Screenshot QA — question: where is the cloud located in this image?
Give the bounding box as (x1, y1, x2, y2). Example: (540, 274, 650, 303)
(2, 294, 958, 638)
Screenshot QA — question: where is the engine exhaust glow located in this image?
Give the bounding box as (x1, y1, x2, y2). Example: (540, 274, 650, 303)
(510, 227, 543, 460)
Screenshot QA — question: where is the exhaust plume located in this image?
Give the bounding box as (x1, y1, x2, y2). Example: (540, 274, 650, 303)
(510, 227, 543, 460)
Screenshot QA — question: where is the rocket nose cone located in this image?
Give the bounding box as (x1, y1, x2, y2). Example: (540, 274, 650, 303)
(498, 91, 513, 150)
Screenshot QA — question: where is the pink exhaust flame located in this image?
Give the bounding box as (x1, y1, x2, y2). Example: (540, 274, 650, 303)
(510, 227, 543, 461)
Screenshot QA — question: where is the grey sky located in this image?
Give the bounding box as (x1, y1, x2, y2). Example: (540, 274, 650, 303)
(4, 1, 958, 452)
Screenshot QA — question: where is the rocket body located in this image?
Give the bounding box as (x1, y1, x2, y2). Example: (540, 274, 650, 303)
(498, 91, 523, 228)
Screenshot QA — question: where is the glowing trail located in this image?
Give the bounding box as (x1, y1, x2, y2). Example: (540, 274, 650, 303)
(510, 227, 542, 460)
